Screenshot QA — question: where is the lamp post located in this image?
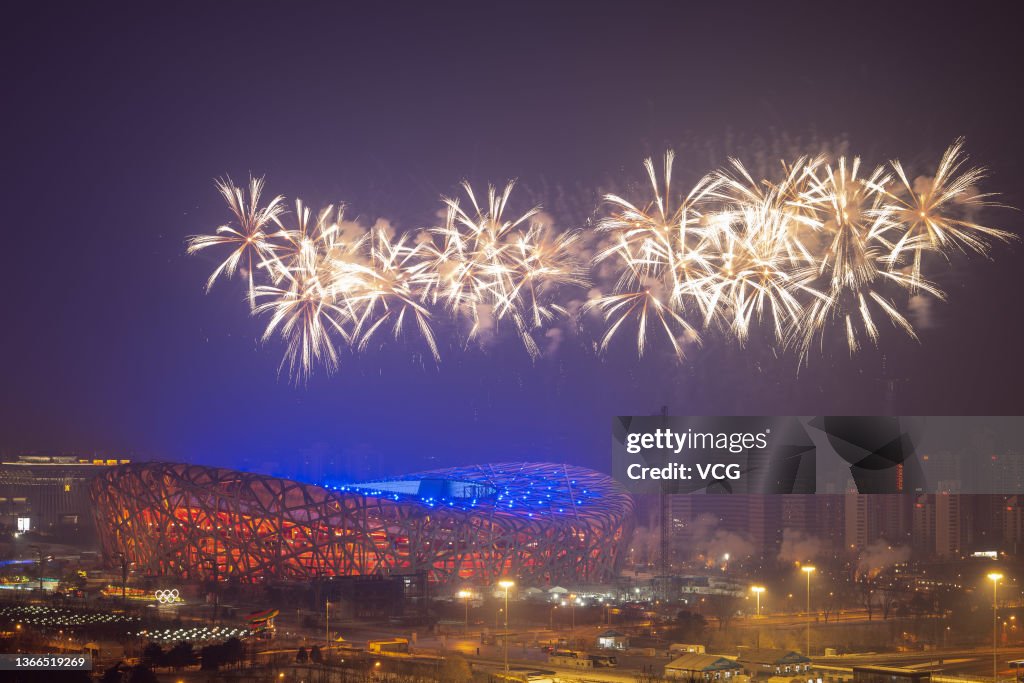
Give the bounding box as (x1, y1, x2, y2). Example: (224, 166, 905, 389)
(569, 593, 577, 643)
(458, 590, 471, 634)
(550, 604, 558, 631)
(752, 585, 766, 650)
(325, 600, 330, 648)
(115, 551, 130, 606)
(751, 586, 765, 617)
(989, 573, 1003, 682)
(499, 580, 514, 676)
(802, 566, 816, 656)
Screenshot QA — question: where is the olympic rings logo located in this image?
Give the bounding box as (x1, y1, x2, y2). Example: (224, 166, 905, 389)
(155, 589, 180, 604)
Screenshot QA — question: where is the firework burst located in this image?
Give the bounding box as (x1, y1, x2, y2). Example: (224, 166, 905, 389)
(420, 181, 586, 358)
(253, 245, 351, 382)
(337, 227, 440, 362)
(789, 156, 945, 356)
(882, 138, 1013, 281)
(188, 139, 1012, 379)
(586, 151, 721, 358)
(187, 177, 285, 306)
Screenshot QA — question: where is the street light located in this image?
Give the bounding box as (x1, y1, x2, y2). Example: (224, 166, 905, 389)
(751, 585, 766, 649)
(569, 593, 577, 641)
(751, 586, 765, 617)
(989, 572, 1003, 682)
(115, 552, 130, 606)
(550, 604, 558, 631)
(458, 590, 471, 634)
(802, 566, 816, 656)
(499, 580, 514, 676)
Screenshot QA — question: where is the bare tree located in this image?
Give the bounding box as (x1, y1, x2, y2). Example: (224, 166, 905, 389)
(706, 594, 742, 632)
(821, 591, 840, 623)
(857, 578, 876, 621)
(879, 586, 903, 621)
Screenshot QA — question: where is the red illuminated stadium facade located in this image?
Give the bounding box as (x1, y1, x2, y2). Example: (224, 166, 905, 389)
(90, 461, 635, 587)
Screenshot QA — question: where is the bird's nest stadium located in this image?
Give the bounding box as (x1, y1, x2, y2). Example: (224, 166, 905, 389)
(90, 462, 635, 587)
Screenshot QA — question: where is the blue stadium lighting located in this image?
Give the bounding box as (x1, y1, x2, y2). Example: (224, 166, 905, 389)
(92, 462, 635, 587)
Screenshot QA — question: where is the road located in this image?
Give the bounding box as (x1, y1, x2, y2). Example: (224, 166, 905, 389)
(817, 646, 1024, 679)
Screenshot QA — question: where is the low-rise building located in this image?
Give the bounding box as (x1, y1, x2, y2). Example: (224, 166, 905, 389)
(596, 629, 629, 650)
(737, 649, 812, 678)
(665, 653, 744, 680)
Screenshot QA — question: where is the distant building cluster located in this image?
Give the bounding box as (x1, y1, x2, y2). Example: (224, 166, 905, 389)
(0, 454, 128, 538)
(666, 489, 1024, 561)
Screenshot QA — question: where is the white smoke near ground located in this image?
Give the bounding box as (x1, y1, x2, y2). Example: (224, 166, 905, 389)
(688, 513, 719, 542)
(688, 513, 756, 563)
(628, 525, 661, 565)
(778, 529, 823, 564)
(706, 529, 755, 562)
(856, 539, 911, 578)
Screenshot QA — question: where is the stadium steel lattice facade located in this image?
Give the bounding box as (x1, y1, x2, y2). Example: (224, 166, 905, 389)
(90, 462, 635, 587)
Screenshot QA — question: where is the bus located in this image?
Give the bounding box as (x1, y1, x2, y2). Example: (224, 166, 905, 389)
(368, 638, 410, 654)
(589, 653, 618, 667)
(548, 649, 591, 667)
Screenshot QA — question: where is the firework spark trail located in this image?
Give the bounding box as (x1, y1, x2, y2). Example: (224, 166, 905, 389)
(186, 177, 285, 306)
(585, 151, 721, 357)
(698, 177, 813, 344)
(881, 137, 1014, 282)
(188, 140, 1013, 379)
(339, 227, 440, 363)
(420, 181, 588, 358)
(253, 244, 351, 380)
(785, 155, 948, 356)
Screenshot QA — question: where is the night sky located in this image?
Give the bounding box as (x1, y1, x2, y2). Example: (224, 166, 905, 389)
(3, 1, 1023, 481)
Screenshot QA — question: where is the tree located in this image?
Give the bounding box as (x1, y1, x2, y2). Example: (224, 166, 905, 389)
(821, 591, 840, 623)
(879, 586, 902, 620)
(201, 643, 225, 670)
(164, 641, 198, 670)
(59, 570, 87, 594)
(904, 591, 934, 617)
(126, 665, 159, 683)
(140, 643, 164, 669)
(441, 655, 473, 683)
(857, 578, 876, 621)
(666, 610, 708, 642)
(99, 663, 124, 683)
(223, 636, 244, 667)
(296, 646, 308, 664)
(706, 594, 741, 631)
